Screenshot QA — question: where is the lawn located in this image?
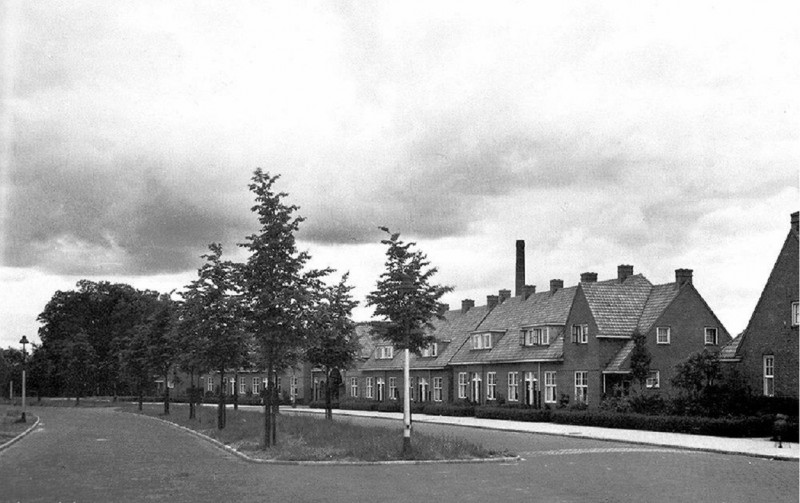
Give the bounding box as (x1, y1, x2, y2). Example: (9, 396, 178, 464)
(122, 403, 509, 462)
(0, 404, 37, 444)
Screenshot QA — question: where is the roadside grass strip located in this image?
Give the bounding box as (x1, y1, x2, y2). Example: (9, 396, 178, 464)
(124, 404, 519, 465)
(0, 415, 41, 454)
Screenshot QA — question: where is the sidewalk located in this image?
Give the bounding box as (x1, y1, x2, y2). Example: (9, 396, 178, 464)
(280, 406, 798, 461)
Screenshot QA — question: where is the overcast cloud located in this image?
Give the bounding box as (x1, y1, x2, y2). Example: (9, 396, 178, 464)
(1, 1, 797, 347)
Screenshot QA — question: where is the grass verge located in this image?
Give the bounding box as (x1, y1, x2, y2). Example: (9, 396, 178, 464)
(121, 403, 511, 462)
(0, 405, 37, 443)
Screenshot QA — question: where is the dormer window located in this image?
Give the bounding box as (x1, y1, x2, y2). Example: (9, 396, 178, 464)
(471, 332, 492, 350)
(421, 342, 438, 358)
(523, 327, 550, 346)
(376, 345, 394, 359)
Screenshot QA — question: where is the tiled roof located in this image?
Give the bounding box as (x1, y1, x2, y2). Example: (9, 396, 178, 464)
(582, 274, 653, 337)
(360, 305, 491, 371)
(604, 340, 634, 372)
(719, 333, 743, 361)
(448, 288, 576, 365)
(637, 283, 680, 333)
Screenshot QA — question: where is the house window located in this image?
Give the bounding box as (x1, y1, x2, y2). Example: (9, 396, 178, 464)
(792, 302, 799, 326)
(365, 377, 374, 399)
(421, 342, 438, 357)
(646, 371, 660, 389)
(389, 377, 397, 400)
(350, 377, 359, 397)
(523, 327, 550, 346)
(544, 372, 556, 403)
(206, 377, 214, 392)
(418, 378, 429, 402)
(704, 327, 718, 346)
(764, 355, 775, 397)
(433, 377, 443, 402)
(252, 377, 260, 395)
(471, 373, 482, 402)
(486, 372, 497, 400)
(458, 372, 468, 399)
(377, 346, 394, 359)
(376, 377, 385, 401)
(508, 372, 519, 401)
(291, 377, 298, 399)
(572, 324, 588, 344)
(239, 377, 247, 395)
(574, 371, 588, 404)
(230, 379, 235, 395)
(656, 327, 671, 344)
(409, 377, 415, 401)
(472, 333, 493, 349)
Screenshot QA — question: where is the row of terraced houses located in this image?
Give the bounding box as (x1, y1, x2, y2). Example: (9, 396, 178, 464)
(188, 211, 798, 407)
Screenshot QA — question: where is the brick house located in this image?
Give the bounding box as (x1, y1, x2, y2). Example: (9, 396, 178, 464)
(448, 281, 576, 407)
(562, 266, 731, 407)
(720, 211, 799, 399)
(354, 302, 491, 404)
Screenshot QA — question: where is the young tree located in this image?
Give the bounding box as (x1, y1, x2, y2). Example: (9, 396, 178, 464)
(239, 169, 329, 448)
(629, 329, 652, 391)
(366, 228, 452, 456)
(180, 244, 248, 428)
(137, 293, 180, 415)
(305, 273, 360, 420)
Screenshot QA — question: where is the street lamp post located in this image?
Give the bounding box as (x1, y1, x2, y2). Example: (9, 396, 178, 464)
(399, 276, 414, 457)
(19, 335, 29, 423)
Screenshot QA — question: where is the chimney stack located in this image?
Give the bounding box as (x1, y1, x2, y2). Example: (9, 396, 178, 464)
(618, 264, 634, 283)
(550, 279, 563, 293)
(792, 211, 798, 232)
(499, 289, 511, 304)
(580, 272, 598, 283)
(461, 299, 475, 314)
(675, 268, 693, 286)
(523, 285, 536, 299)
(487, 295, 499, 310)
(515, 240, 525, 297)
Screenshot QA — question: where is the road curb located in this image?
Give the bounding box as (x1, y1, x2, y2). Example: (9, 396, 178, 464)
(0, 415, 41, 454)
(283, 407, 799, 462)
(129, 410, 520, 466)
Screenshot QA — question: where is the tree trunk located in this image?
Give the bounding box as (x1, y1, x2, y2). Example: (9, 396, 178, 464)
(233, 370, 239, 411)
(188, 369, 195, 420)
(138, 385, 143, 411)
(271, 371, 278, 445)
(218, 368, 226, 429)
(163, 372, 170, 415)
(263, 361, 273, 449)
(325, 368, 332, 420)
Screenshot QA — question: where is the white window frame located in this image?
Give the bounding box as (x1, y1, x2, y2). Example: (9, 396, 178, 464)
(421, 342, 439, 358)
(230, 378, 235, 395)
(574, 371, 588, 404)
(472, 333, 493, 350)
(544, 372, 556, 403)
(645, 370, 660, 389)
(389, 377, 398, 400)
(291, 376, 298, 399)
(656, 326, 671, 345)
(483, 333, 492, 349)
(206, 377, 214, 392)
(764, 355, 775, 397)
(365, 377, 374, 399)
(507, 372, 519, 402)
(350, 377, 358, 397)
(704, 327, 718, 346)
(471, 372, 482, 402)
(458, 372, 468, 399)
(252, 377, 260, 395)
(376, 377, 385, 401)
(377, 346, 394, 359)
(572, 324, 588, 344)
(792, 302, 799, 327)
(433, 377, 443, 402)
(486, 372, 497, 400)
(418, 377, 429, 402)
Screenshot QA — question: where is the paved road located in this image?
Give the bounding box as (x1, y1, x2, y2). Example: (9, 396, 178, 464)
(0, 407, 797, 503)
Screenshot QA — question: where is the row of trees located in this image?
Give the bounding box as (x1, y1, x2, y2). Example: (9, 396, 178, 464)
(26, 169, 451, 452)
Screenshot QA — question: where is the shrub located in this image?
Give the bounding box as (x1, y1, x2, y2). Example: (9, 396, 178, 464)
(475, 406, 552, 422)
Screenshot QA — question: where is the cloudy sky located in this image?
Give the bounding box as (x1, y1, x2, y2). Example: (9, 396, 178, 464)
(1, 1, 797, 349)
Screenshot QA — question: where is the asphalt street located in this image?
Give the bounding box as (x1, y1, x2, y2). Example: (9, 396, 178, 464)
(0, 407, 797, 503)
